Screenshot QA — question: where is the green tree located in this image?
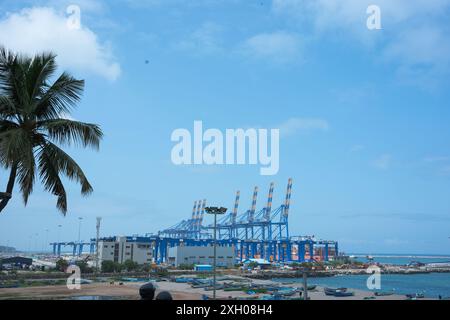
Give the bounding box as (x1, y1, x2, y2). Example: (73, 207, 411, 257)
(123, 259, 139, 272)
(55, 258, 68, 272)
(101, 260, 115, 273)
(76, 260, 92, 274)
(141, 264, 152, 273)
(101, 260, 124, 273)
(0, 47, 103, 214)
(178, 263, 194, 270)
(113, 262, 124, 273)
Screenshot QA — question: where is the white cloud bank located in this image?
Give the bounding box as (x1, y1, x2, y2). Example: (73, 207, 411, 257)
(272, 0, 450, 86)
(174, 22, 224, 55)
(0, 7, 121, 81)
(241, 31, 302, 64)
(278, 117, 329, 137)
(372, 154, 392, 170)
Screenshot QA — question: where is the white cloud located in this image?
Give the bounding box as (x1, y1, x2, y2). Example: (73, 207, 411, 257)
(271, 0, 450, 86)
(272, 0, 450, 29)
(126, 0, 238, 8)
(372, 154, 392, 170)
(174, 22, 224, 55)
(0, 7, 121, 81)
(240, 31, 302, 63)
(383, 26, 450, 88)
(424, 156, 450, 163)
(350, 145, 365, 152)
(278, 117, 329, 137)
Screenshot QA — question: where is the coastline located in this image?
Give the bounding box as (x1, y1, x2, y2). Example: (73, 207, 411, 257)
(0, 273, 440, 300)
(0, 281, 413, 301)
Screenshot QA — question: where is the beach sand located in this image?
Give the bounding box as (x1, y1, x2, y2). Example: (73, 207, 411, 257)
(0, 277, 417, 300)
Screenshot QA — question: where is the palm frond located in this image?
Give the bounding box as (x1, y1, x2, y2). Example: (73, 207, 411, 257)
(38, 119, 103, 149)
(26, 52, 57, 114)
(37, 145, 68, 214)
(0, 48, 30, 115)
(0, 96, 17, 119)
(0, 128, 32, 166)
(16, 145, 36, 205)
(33, 73, 84, 121)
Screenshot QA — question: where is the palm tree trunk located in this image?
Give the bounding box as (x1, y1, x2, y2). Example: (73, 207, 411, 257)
(0, 164, 17, 213)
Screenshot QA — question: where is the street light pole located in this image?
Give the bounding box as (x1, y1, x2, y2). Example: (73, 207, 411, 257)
(77, 217, 83, 257)
(213, 213, 217, 299)
(95, 217, 102, 274)
(205, 207, 227, 300)
(78, 217, 83, 244)
(57, 225, 62, 243)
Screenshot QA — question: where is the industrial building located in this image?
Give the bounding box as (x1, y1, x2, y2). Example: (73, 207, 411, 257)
(0, 256, 33, 270)
(167, 245, 235, 268)
(98, 236, 152, 265)
(51, 178, 339, 266)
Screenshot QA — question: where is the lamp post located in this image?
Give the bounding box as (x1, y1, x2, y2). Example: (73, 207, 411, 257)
(95, 217, 102, 274)
(78, 217, 83, 243)
(205, 207, 227, 300)
(57, 225, 62, 243)
(77, 217, 83, 257)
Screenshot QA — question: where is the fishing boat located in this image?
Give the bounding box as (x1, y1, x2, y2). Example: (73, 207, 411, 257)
(191, 279, 212, 288)
(324, 287, 354, 297)
(175, 277, 194, 283)
(374, 291, 394, 296)
(324, 287, 348, 296)
(406, 292, 425, 299)
(120, 278, 140, 283)
(333, 291, 355, 297)
(191, 283, 210, 289)
(204, 284, 225, 291)
(274, 288, 298, 297)
(223, 286, 245, 292)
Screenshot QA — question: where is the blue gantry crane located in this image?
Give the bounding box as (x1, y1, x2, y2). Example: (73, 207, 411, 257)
(156, 178, 338, 264)
(50, 178, 338, 264)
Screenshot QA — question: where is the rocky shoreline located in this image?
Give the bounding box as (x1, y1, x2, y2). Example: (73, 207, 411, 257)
(242, 266, 450, 280)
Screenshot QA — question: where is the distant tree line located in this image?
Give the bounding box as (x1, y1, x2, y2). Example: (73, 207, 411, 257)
(55, 258, 152, 274)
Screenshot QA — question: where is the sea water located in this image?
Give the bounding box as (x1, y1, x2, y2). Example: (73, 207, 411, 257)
(274, 273, 450, 298)
(351, 254, 450, 266)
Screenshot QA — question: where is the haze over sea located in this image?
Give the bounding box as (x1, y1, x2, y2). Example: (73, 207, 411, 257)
(351, 253, 450, 265)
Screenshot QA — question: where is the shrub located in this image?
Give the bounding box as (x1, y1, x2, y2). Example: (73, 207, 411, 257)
(75, 261, 93, 274)
(178, 264, 195, 270)
(56, 259, 69, 272)
(101, 261, 124, 273)
(123, 260, 139, 272)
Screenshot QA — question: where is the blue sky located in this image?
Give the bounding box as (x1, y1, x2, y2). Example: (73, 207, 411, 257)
(0, 0, 450, 254)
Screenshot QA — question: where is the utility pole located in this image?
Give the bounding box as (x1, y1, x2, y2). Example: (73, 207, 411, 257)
(303, 269, 308, 300)
(95, 217, 102, 273)
(205, 207, 227, 300)
(57, 225, 62, 243)
(78, 217, 83, 243)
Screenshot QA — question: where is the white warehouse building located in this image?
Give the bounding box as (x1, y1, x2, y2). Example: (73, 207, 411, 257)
(168, 245, 235, 268)
(98, 236, 153, 265)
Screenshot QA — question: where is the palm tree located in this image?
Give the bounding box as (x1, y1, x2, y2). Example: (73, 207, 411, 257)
(0, 47, 103, 214)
